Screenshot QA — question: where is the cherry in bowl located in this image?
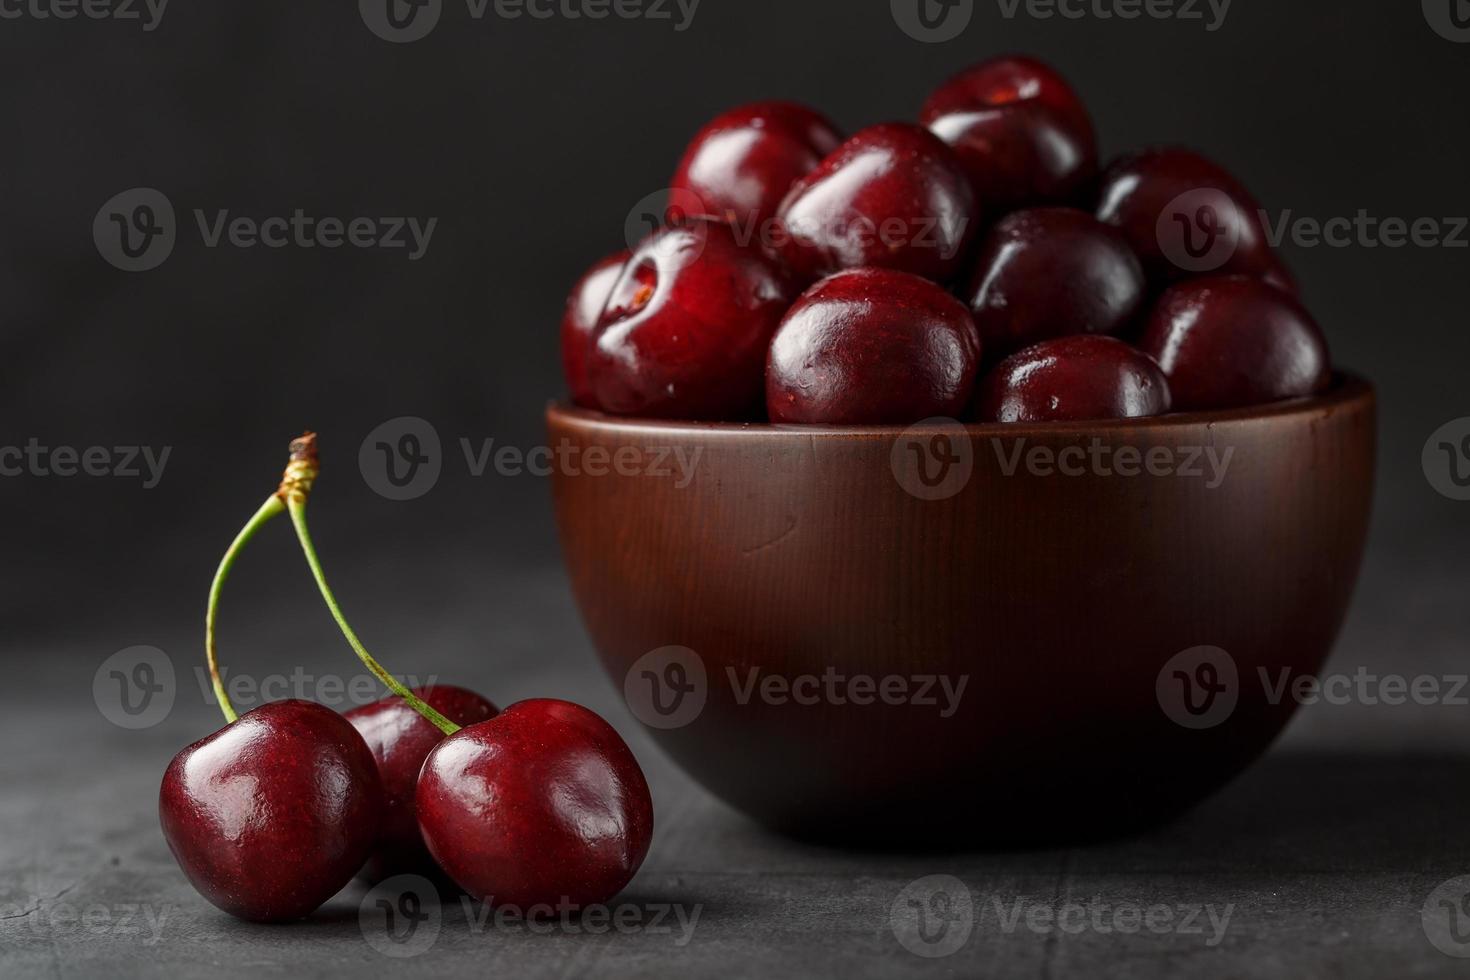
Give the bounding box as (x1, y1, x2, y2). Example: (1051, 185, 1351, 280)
(561, 250, 629, 410)
(922, 55, 1098, 216)
(974, 334, 1171, 423)
(588, 217, 794, 420)
(967, 207, 1145, 357)
(1095, 146, 1290, 287)
(767, 267, 981, 424)
(1137, 275, 1330, 412)
(772, 123, 977, 285)
(671, 101, 843, 233)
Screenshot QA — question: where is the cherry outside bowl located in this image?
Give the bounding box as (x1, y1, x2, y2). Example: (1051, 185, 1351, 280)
(547, 376, 1374, 845)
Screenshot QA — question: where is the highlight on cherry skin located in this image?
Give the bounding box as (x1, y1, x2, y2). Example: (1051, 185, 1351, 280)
(161, 433, 654, 921)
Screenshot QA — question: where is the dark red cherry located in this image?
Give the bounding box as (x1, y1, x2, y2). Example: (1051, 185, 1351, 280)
(561, 250, 629, 409)
(671, 101, 842, 233)
(1137, 275, 1331, 411)
(1095, 147, 1290, 286)
(772, 123, 978, 285)
(346, 685, 499, 884)
(159, 700, 383, 922)
(967, 207, 1145, 356)
(767, 267, 981, 424)
(921, 56, 1098, 216)
(588, 218, 794, 420)
(975, 335, 1171, 423)
(417, 699, 654, 909)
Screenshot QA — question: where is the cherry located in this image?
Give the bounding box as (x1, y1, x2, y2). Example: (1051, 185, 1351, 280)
(975, 335, 1171, 423)
(561, 250, 629, 409)
(772, 123, 977, 285)
(346, 685, 499, 883)
(588, 217, 794, 420)
(1094, 146, 1291, 287)
(922, 55, 1098, 216)
(1137, 275, 1331, 411)
(671, 101, 843, 233)
(159, 700, 383, 922)
(767, 267, 981, 424)
(966, 207, 1145, 357)
(417, 699, 654, 908)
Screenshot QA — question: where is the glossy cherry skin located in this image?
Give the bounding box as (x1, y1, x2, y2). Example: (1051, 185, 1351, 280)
(922, 56, 1098, 216)
(416, 699, 654, 909)
(346, 685, 499, 883)
(967, 207, 1145, 357)
(159, 700, 383, 922)
(1095, 146, 1291, 286)
(767, 267, 982, 424)
(1137, 275, 1331, 412)
(671, 101, 842, 233)
(975, 335, 1171, 423)
(561, 250, 629, 409)
(589, 218, 794, 420)
(772, 123, 978, 285)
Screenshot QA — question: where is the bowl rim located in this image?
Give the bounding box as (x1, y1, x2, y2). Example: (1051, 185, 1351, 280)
(547, 372, 1374, 438)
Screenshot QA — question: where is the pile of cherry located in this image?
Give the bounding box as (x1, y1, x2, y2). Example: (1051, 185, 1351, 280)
(159, 435, 653, 922)
(561, 56, 1331, 424)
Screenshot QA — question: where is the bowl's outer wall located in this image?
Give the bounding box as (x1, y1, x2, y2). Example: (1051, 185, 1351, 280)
(548, 382, 1376, 840)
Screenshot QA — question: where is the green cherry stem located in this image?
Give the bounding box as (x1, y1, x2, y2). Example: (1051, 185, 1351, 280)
(204, 495, 286, 723)
(280, 434, 460, 738)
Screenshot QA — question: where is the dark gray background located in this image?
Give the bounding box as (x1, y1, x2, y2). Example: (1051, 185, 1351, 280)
(2, 2, 1469, 977)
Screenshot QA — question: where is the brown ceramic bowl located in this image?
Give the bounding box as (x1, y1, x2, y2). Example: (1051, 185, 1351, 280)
(548, 375, 1375, 845)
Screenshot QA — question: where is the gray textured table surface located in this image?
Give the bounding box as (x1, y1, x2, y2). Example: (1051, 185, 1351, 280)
(3, 523, 1468, 979)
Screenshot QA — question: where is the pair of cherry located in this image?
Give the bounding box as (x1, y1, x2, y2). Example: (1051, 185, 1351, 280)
(561, 56, 1331, 425)
(158, 435, 654, 922)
